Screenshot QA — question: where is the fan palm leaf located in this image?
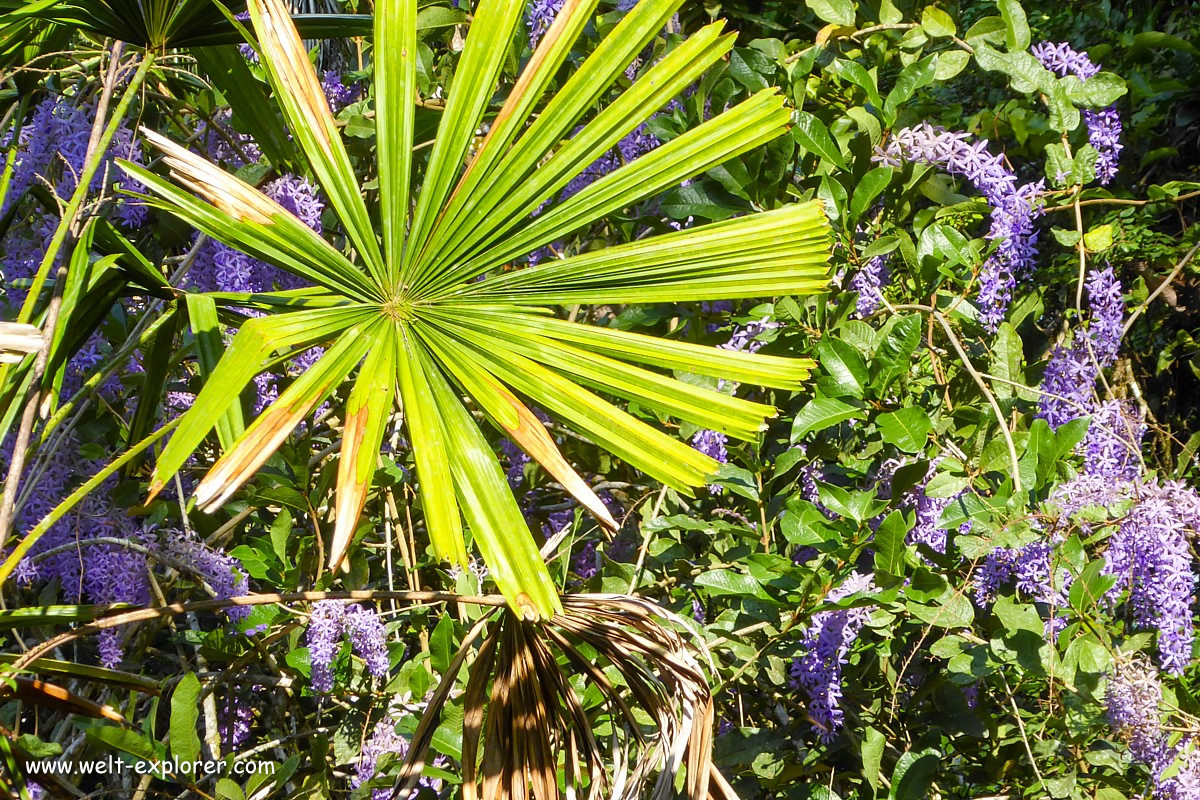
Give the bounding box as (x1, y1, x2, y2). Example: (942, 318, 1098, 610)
(119, 0, 832, 619)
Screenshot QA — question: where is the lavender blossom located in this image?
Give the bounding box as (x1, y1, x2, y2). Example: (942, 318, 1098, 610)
(526, 0, 564, 48)
(790, 571, 876, 742)
(876, 123, 1044, 330)
(353, 719, 442, 797)
(166, 532, 252, 624)
(571, 539, 599, 580)
(1033, 41, 1123, 185)
(1086, 265, 1124, 367)
(322, 71, 361, 113)
(499, 437, 530, 487)
(850, 254, 889, 317)
(1083, 399, 1143, 481)
(342, 604, 391, 679)
(306, 601, 345, 693)
(1103, 480, 1200, 674)
(221, 688, 254, 750)
(1105, 658, 1179, 786)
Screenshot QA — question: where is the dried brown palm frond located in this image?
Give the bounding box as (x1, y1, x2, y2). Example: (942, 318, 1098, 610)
(386, 594, 739, 800)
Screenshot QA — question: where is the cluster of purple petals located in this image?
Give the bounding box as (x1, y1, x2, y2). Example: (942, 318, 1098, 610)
(525, 0, 564, 48)
(165, 531, 252, 625)
(1083, 399, 1144, 481)
(1032, 42, 1123, 185)
(974, 540, 1072, 635)
(876, 123, 1045, 331)
(221, 687, 255, 749)
(1037, 266, 1124, 430)
(353, 718, 443, 797)
(7, 438, 152, 667)
(499, 437, 530, 487)
(188, 173, 322, 295)
(321, 71, 361, 113)
(850, 254, 889, 317)
(1105, 658, 1200, 796)
(789, 571, 875, 742)
(1, 95, 148, 226)
(571, 539, 599, 579)
(305, 601, 391, 692)
(1103, 480, 1200, 674)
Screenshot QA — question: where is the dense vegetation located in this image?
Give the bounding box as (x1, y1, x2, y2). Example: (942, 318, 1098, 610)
(0, 0, 1199, 797)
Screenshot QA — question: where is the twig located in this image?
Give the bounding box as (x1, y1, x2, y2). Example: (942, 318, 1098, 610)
(1122, 239, 1200, 336)
(930, 311, 1024, 495)
(1000, 671, 1049, 796)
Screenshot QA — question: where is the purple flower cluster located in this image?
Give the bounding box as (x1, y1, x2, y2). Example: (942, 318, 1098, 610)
(7, 434, 151, 667)
(974, 540, 1071, 622)
(305, 601, 391, 692)
(1105, 658, 1200, 795)
(1082, 399, 1143, 481)
(526, 0, 564, 48)
(1037, 266, 1124, 430)
(790, 571, 875, 742)
(352, 718, 442, 798)
(850, 254, 889, 317)
(188, 173, 322, 295)
(1, 95, 148, 226)
(197, 110, 262, 169)
(1103, 480, 1200, 674)
(221, 688, 254, 749)
(165, 531, 253, 625)
(322, 71, 361, 113)
(1032, 41, 1123, 185)
(876, 123, 1045, 331)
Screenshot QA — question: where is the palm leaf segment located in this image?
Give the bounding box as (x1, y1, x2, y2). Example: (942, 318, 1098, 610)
(120, 0, 831, 620)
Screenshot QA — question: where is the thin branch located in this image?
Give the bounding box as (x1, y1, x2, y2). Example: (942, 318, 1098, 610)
(1122, 239, 1200, 336)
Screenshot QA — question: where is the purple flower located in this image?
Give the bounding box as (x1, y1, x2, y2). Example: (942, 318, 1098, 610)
(850, 255, 889, 317)
(220, 688, 254, 749)
(1105, 657, 1183, 787)
(1083, 399, 1143, 481)
(322, 71, 361, 113)
(571, 539, 599, 579)
(790, 571, 875, 742)
(353, 718, 443, 797)
(342, 604, 391, 679)
(1033, 41, 1123, 185)
(165, 531, 253, 625)
(305, 601, 391, 691)
(306, 601, 345, 693)
(526, 0, 564, 48)
(1037, 266, 1124, 430)
(876, 123, 1044, 331)
(499, 437, 530, 488)
(1102, 480, 1200, 674)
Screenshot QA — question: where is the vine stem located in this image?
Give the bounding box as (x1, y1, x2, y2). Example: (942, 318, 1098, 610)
(7, 590, 508, 671)
(1121, 238, 1200, 337)
(931, 311, 1023, 495)
(0, 46, 155, 551)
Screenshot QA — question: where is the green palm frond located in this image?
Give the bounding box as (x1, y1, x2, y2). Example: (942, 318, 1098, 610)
(120, 0, 832, 619)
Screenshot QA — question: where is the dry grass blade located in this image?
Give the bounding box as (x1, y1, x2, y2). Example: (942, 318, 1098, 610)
(390, 594, 733, 800)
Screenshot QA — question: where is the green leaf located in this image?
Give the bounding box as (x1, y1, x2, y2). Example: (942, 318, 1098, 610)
(889, 747, 941, 800)
(816, 338, 869, 398)
(996, 0, 1029, 51)
(874, 510, 910, 576)
(375, 0, 418, 282)
(883, 56, 936, 124)
(871, 314, 921, 392)
(1084, 223, 1114, 252)
(920, 6, 956, 37)
(695, 568, 767, 598)
(862, 726, 886, 792)
(804, 0, 854, 25)
(170, 672, 202, 765)
(908, 590, 974, 628)
(877, 407, 932, 453)
(989, 322, 1023, 402)
(184, 293, 245, 449)
(791, 110, 847, 170)
(791, 395, 865, 441)
(849, 165, 893, 222)
(429, 614, 454, 675)
(1064, 71, 1127, 107)
(934, 50, 970, 80)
